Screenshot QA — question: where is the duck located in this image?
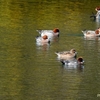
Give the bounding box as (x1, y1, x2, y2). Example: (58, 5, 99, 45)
(95, 6, 100, 19)
(35, 35, 50, 46)
(60, 57, 84, 66)
(36, 28, 60, 40)
(55, 49, 77, 61)
(60, 57, 84, 70)
(82, 28, 100, 38)
(90, 7, 100, 20)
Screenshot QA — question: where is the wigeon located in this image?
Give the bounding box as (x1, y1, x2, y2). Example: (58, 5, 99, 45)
(90, 7, 100, 20)
(60, 57, 84, 66)
(55, 49, 77, 61)
(95, 6, 100, 19)
(82, 28, 100, 38)
(35, 35, 50, 46)
(36, 28, 60, 39)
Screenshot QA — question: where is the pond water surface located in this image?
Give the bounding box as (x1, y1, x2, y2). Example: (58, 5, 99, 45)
(0, 0, 100, 100)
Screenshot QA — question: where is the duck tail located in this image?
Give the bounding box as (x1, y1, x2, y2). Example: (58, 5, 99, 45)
(90, 12, 95, 18)
(48, 40, 51, 44)
(36, 30, 42, 34)
(55, 51, 59, 55)
(82, 29, 86, 32)
(60, 60, 65, 65)
(82, 29, 87, 35)
(35, 35, 39, 39)
(90, 12, 96, 21)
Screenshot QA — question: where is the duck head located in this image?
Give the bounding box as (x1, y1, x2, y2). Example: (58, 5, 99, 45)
(70, 49, 77, 58)
(70, 49, 77, 54)
(77, 57, 84, 64)
(95, 6, 100, 11)
(42, 35, 48, 40)
(95, 27, 100, 34)
(53, 28, 59, 33)
(95, 30, 99, 34)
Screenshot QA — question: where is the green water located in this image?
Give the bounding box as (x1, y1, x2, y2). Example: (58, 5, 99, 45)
(0, 0, 100, 100)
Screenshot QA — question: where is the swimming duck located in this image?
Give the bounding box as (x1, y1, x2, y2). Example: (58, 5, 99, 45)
(90, 7, 100, 20)
(55, 49, 77, 61)
(82, 28, 100, 38)
(35, 35, 50, 46)
(95, 6, 100, 19)
(36, 28, 60, 39)
(60, 57, 84, 69)
(60, 57, 84, 66)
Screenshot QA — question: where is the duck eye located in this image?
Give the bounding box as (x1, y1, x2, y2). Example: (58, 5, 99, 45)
(73, 50, 76, 53)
